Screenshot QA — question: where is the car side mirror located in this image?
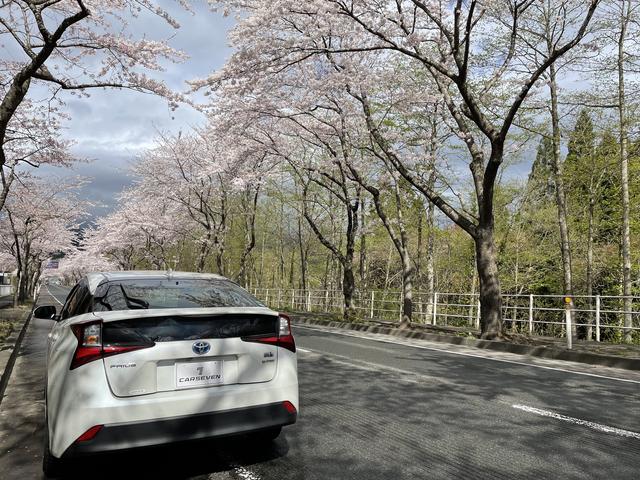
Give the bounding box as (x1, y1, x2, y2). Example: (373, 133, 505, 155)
(33, 305, 57, 320)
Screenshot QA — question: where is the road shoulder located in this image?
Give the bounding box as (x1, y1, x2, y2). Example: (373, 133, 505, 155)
(290, 315, 640, 370)
(293, 321, 640, 383)
(0, 307, 32, 408)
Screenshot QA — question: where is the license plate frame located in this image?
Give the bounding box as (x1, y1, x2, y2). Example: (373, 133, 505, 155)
(176, 361, 224, 389)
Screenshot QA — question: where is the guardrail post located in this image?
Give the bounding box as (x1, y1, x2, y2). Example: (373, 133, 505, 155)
(307, 290, 311, 311)
(432, 292, 438, 325)
(476, 299, 481, 329)
(399, 291, 403, 322)
(370, 291, 375, 318)
(325, 289, 329, 309)
(595, 295, 601, 342)
(265, 288, 269, 306)
(291, 289, 295, 309)
(565, 297, 572, 349)
(529, 294, 534, 334)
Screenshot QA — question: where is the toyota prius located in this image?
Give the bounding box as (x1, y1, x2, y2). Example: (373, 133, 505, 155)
(34, 271, 298, 477)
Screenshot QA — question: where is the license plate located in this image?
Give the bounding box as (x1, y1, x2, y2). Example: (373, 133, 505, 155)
(176, 361, 223, 389)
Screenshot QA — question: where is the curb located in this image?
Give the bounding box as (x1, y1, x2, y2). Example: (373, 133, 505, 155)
(0, 309, 33, 409)
(291, 316, 640, 371)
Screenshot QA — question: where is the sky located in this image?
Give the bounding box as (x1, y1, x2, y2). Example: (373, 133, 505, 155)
(38, 1, 236, 218)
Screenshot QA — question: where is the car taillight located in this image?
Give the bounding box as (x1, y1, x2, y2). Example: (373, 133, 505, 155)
(70, 320, 153, 370)
(241, 313, 296, 353)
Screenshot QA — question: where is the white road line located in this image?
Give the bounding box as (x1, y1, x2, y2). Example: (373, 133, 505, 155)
(512, 404, 640, 439)
(295, 324, 640, 385)
(300, 344, 640, 436)
(297, 347, 311, 352)
(295, 345, 430, 385)
(46, 287, 64, 305)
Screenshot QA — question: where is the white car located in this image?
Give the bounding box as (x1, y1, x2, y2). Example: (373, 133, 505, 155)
(34, 271, 298, 477)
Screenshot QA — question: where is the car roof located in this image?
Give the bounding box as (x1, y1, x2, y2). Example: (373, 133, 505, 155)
(85, 271, 228, 294)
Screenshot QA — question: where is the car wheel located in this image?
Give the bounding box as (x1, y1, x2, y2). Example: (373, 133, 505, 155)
(43, 416, 64, 478)
(252, 426, 282, 442)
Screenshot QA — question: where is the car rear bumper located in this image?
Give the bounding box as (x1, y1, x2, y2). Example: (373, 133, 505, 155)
(62, 401, 297, 458)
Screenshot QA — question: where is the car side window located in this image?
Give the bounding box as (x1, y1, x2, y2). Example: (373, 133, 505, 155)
(61, 282, 90, 320)
(60, 285, 79, 320)
(76, 289, 94, 315)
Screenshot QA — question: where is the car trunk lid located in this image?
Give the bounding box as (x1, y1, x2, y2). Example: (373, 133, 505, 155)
(96, 308, 280, 397)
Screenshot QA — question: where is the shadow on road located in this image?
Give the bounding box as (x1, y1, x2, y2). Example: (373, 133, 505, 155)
(54, 433, 289, 479)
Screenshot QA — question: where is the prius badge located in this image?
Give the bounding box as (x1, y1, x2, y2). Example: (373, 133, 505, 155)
(192, 341, 211, 355)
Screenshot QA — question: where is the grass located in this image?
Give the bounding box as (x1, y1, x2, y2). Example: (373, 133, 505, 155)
(0, 307, 29, 343)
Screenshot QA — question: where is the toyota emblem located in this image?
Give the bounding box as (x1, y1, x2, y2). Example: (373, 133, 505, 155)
(192, 341, 211, 355)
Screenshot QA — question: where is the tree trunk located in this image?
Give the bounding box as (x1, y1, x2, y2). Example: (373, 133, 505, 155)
(238, 187, 259, 288)
(618, 0, 633, 343)
(401, 251, 413, 326)
(297, 216, 307, 292)
(13, 271, 22, 308)
(322, 253, 331, 292)
(425, 200, 436, 317)
(196, 230, 212, 273)
(288, 248, 295, 287)
(343, 263, 356, 320)
(383, 244, 393, 290)
(548, 63, 576, 338)
(586, 199, 595, 340)
(475, 226, 503, 339)
(259, 231, 266, 287)
(416, 204, 423, 282)
(359, 199, 368, 289)
(278, 201, 286, 288)
(0, 77, 31, 213)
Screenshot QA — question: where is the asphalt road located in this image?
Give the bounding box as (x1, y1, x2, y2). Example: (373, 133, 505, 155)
(0, 285, 638, 479)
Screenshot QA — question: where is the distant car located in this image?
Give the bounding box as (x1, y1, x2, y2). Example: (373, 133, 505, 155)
(34, 271, 298, 477)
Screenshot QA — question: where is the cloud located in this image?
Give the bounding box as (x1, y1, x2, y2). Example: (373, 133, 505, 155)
(33, 2, 235, 220)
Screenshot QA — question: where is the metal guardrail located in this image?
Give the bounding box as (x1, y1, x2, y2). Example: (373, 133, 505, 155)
(251, 287, 640, 345)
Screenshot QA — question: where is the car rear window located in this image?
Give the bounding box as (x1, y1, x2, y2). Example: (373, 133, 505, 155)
(93, 279, 263, 311)
(103, 314, 277, 343)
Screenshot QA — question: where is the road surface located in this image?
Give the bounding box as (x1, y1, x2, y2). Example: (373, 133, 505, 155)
(0, 285, 638, 479)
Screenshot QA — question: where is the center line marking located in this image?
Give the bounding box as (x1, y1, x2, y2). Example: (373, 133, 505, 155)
(512, 404, 640, 439)
(46, 286, 65, 306)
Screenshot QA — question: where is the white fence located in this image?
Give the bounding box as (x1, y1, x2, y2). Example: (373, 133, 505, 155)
(250, 287, 640, 344)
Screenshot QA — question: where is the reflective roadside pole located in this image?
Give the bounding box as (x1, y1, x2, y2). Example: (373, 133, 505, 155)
(565, 296, 573, 349)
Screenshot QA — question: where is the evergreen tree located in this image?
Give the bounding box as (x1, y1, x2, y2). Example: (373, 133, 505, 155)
(527, 136, 556, 204)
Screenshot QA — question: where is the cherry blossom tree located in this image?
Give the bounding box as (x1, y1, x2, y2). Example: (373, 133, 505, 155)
(132, 132, 232, 273)
(213, 92, 365, 318)
(0, 0, 193, 211)
(58, 248, 117, 284)
(0, 176, 85, 304)
(84, 189, 187, 271)
(204, 0, 601, 338)
(109, 121, 269, 275)
(0, 98, 74, 209)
